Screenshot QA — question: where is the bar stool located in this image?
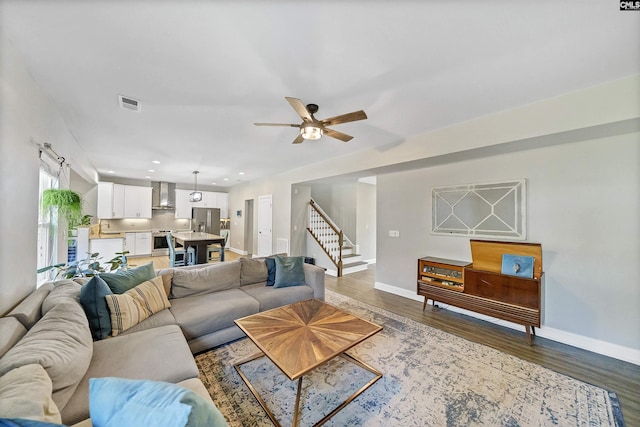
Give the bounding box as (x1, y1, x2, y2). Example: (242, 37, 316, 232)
(166, 233, 186, 268)
(186, 246, 196, 266)
(207, 230, 229, 263)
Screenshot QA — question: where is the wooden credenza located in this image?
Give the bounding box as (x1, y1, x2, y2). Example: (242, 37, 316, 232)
(417, 240, 543, 344)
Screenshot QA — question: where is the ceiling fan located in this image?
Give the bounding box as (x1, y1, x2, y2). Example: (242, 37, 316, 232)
(254, 97, 368, 144)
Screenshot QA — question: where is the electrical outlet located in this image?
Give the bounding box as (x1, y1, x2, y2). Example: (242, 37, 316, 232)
(388, 230, 400, 237)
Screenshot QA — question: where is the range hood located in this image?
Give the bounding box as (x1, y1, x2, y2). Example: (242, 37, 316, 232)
(151, 181, 176, 209)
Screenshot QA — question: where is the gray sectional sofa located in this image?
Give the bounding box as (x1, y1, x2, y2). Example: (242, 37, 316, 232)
(0, 257, 325, 426)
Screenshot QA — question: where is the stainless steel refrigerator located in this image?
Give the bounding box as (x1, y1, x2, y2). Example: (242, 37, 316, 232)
(192, 207, 221, 235)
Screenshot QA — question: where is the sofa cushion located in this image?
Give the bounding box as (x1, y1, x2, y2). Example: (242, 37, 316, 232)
(264, 257, 276, 286)
(120, 308, 177, 336)
(105, 277, 171, 336)
(41, 280, 81, 315)
(0, 364, 62, 423)
(241, 283, 315, 312)
(100, 262, 155, 294)
(239, 257, 267, 286)
(0, 301, 93, 411)
(88, 378, 227, 427)
(6, 283, 53, 329)
(169, 289, 259, 340)
(170, 261, 241, 298)
(160, 271, 173, 297)
(0, 317, 27, 359)
(60, 325, 198, 426)
(79, 276, 113, 340)
(274, 255, 305, 288)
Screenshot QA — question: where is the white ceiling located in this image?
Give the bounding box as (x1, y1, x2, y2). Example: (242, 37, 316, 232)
(2, 1, 639, 187)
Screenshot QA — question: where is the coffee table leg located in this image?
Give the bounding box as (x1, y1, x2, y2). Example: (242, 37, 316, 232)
(234, 351, 382, 427)
(234, 352, 283, 427)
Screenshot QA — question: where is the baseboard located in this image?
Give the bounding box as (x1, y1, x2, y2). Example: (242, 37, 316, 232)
(365, 258, 376, 264)
(374, 281, 640, 366)
(228, 247, 248, 256)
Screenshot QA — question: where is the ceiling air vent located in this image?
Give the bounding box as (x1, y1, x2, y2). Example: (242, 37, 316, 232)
(118, 95, 141, 112)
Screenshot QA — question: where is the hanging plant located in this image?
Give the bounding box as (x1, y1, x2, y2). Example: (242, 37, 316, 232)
(42, 189, 83, 227)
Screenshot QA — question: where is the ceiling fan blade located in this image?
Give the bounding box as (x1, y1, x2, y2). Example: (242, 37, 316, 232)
(254, 123, 300, 127)
(323, 127, 353, 142)
(321, 110, 367, 127)
(292, 133, 305, 144)
(285, 97, 313, 122)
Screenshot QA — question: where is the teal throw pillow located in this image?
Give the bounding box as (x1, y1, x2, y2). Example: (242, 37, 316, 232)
(273, 255, 305, 288)
(79, 275, 113, 339)
(89, 378, 227, 427)
(100, 262, 155, 294)
(265, 257, 276, 286)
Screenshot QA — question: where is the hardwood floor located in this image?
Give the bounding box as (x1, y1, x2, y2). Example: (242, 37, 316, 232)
(131, 255, 639, 424)
(327, 265, 640, 426)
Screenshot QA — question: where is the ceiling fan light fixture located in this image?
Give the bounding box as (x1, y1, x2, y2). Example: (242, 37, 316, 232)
(301, 125, 323, 140)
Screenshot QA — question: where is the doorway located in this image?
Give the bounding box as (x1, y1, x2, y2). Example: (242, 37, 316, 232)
(257, 194, 273, 257)
(244, 199, 254, 256)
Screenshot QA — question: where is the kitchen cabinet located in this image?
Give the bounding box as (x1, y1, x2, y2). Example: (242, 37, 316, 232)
(97, 182, 125, 219)
(123, 186, 152, 218)
(124, 232, 152, 256)
(174, 189, 228, 219)
(97, 182, 152, 219)
(89, 237, 124, 266)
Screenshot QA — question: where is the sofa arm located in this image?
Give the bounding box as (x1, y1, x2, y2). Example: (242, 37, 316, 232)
(303, 263, 325, 301)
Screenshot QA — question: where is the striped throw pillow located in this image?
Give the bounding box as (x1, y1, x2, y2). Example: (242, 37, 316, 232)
(105, 276, 171, 337)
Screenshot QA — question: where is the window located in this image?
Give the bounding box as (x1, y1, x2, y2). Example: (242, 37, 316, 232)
(432, 179, 526, 240)
(37, 169, 57, 284)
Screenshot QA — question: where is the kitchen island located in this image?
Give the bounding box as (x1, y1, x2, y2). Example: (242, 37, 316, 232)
(172, 231, 225, 264)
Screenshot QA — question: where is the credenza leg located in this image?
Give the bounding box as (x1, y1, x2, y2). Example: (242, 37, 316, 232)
(422, 297, 428, 311)
(525, 325, 533, 345)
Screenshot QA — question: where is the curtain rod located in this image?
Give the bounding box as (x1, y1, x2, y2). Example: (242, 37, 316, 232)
(39, 142, 66, 167)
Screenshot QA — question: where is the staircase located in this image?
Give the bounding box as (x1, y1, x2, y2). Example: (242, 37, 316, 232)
(307, 199, 368, 277)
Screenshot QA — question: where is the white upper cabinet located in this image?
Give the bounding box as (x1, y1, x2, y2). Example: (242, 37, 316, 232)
(174, 189, 193, 219)
(174, 189, 228, 219)
(97, 182, 125, 219)
(123, 186, 152, 218)
(97, 183, 151, 219)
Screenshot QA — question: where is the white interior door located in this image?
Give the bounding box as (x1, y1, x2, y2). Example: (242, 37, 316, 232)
(257, 195, 272, 257)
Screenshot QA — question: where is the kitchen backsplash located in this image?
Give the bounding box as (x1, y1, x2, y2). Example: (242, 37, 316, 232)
(100, 210, 192, 233)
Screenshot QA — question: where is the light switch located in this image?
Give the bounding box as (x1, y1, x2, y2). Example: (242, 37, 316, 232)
(388, 230, 400, 237)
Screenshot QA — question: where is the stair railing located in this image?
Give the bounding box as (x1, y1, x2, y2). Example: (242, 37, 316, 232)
(307, 199, 343, 277)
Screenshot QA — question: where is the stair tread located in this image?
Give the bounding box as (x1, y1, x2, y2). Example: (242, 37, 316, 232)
(342, 254, 361, 259)
(343, 260, 367, 267)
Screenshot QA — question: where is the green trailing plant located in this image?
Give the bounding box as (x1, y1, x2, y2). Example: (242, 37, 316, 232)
(42, 189, 83, 228)
(37, 251, 130, 279)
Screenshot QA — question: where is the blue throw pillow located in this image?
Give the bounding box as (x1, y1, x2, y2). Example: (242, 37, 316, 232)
(79, 275, 113, 340)
(89, 378, 227, 427)
(264, 257, 276, 286)
(273, 255, 305, 288)
(100, 262, 155, 294)
(0, 420, 65, 427)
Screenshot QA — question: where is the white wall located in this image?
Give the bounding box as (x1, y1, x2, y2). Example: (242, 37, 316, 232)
(229, 76, 640, 361)
(0, 34, 98, 315)
(376, 133, 639, 353)
(356, 182, 376, 261)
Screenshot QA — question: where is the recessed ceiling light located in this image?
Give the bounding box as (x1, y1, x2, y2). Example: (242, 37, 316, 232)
(211, 182, 217, 185)
(152, 160, 160, 164)
(107, 170, 115, 174)
(238, 172, 245, 175)
(145, 176, 151, 179)
(148, 169, 155, 173)
(223, 178, 229, 181)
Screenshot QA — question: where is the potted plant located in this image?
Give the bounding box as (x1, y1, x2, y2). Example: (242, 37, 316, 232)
(37, 251, 130, 279)
(41, 189, 83, 228)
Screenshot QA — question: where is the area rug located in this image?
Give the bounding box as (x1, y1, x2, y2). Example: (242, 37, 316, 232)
(195, 291, 624, 427)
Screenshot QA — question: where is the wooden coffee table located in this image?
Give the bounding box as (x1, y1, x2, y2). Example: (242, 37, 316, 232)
(234, 299, 383, 427)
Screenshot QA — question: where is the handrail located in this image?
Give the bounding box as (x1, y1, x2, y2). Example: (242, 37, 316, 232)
(308, 200, 344, 277)
(309, 199, 341, 236)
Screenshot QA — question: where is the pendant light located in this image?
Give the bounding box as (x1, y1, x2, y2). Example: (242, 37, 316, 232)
(189, 170, 202, 202)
